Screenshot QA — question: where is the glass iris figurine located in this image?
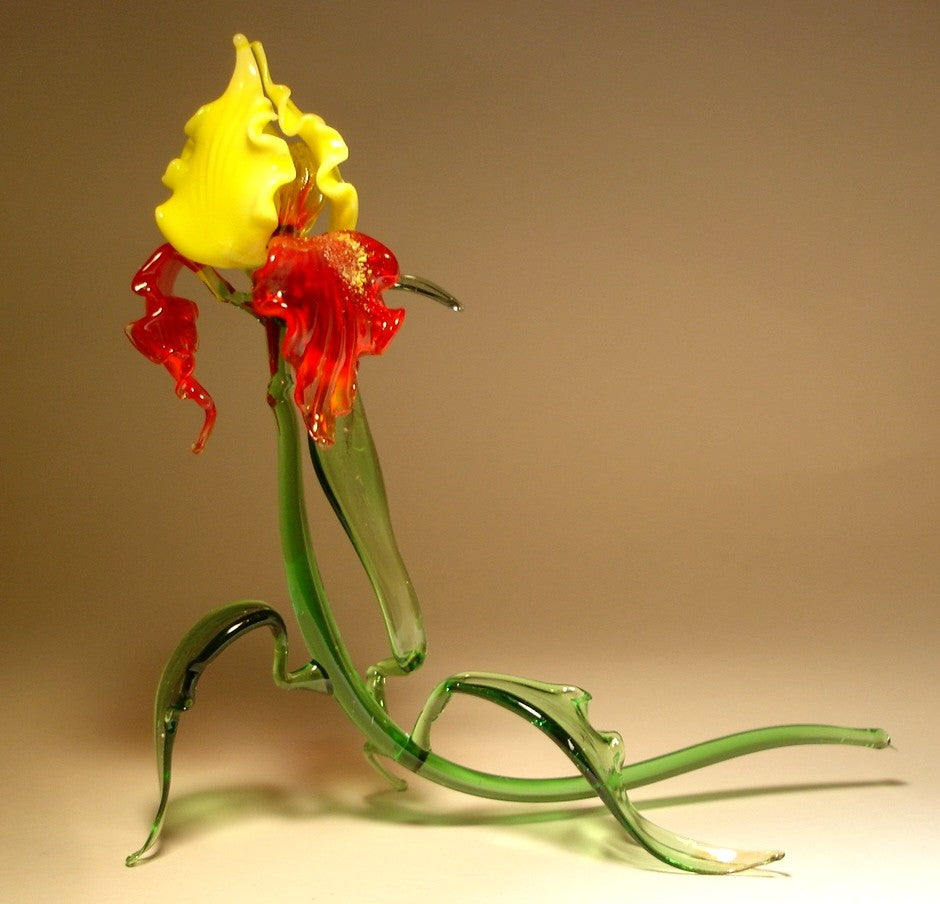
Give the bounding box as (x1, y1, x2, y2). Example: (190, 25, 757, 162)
(126, 35, 889, 874)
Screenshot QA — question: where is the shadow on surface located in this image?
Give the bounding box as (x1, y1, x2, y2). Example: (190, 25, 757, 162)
(141, 776, 902, 875)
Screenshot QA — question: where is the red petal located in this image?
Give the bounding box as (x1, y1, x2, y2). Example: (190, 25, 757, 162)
(127, 244, 217, 453)
(250, 231, 404, 445)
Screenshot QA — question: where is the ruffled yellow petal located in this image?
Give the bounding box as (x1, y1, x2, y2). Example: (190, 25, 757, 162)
(155, 35, 296, 269)
(250, 39, 359, 232)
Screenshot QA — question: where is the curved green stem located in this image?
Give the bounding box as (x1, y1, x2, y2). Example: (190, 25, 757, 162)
(413, 672, 789, 874)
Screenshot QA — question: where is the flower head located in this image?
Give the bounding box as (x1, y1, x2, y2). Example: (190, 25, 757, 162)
(129, 35, 411, 450)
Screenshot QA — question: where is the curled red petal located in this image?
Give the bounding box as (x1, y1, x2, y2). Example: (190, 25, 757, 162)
(127, 244, 217, 453)
(250, 231, 404, 445)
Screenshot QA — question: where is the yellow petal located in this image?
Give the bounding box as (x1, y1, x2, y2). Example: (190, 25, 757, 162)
(155, 35, 296, 269)
(250, 39, 359, 232)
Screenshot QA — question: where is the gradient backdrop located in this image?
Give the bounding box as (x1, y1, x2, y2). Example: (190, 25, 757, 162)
(2, 2, 938, 901)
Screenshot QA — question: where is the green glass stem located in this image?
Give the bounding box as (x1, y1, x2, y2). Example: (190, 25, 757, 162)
(127, 348, 889, 872)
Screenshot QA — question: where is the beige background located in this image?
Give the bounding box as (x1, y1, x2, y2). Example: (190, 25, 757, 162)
(2, 1, 938, 901)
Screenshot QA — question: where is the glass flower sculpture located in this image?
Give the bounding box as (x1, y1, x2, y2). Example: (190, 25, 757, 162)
(126, 35, 889, 874)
